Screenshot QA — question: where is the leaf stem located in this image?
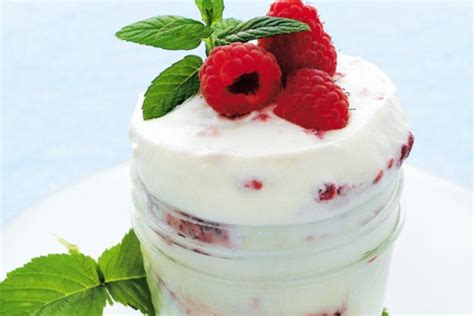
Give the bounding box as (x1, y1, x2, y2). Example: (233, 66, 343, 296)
(56, 236, 81, 255)
(204, 36, 215, 55)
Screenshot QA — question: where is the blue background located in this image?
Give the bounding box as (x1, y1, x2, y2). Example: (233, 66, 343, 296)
(1, 1, 472, 224)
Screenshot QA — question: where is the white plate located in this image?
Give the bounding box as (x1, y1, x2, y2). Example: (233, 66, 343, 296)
(1, 164, 472, 315)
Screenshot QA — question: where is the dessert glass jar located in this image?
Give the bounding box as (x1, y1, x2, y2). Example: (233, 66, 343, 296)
(132, 171, 405, 316)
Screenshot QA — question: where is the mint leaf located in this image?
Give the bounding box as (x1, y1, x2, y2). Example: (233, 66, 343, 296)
(0, 254, 107, 316)
(205, 18, 242, 54)
(213, 18, 242, 35)
(143, 55, 203, 120)
(116, 15, 211, 50)
(382, 308, 390, 316)
(214, 16, 310, 46)
(98, 230, 154, 315)
(195, 0, 224, 26)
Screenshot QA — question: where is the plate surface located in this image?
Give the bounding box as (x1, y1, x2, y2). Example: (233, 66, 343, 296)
(1, 164, 472, 315)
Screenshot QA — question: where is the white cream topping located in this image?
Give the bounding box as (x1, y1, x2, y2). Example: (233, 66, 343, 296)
(129, 55, 410, 225)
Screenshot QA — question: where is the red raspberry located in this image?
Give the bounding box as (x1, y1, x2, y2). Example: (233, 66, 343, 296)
(317, 183, 337, 201)
(165, 211, 230, 246)
(199, 43, 282, 116)
(275, 68, 349, 131)
(400, 132, 415, 164)
(373, 170, 384, 184)
(259, 0, 337, 76)
(387, 158, 395, 169)
(243, 179, 263, 190)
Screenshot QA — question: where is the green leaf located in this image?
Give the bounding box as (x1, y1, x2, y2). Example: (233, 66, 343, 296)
(205, 18, 243, 53)
(0, 254, 107, 316)
(214, 16, 310, 46)
(212, 18, 242, 35)
(98, 230, 154, 315)
(143, 55, 203, 120)
(382, 308, 390, 316)
(116, 15, 211, 50)
(195, 0, 224, 26)
(205, 18, 242, 54)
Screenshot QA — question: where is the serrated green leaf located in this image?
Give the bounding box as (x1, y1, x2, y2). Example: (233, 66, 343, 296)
(195, 0, 224, 26)
(205, 18, 242, 54)
(0, 254, 107, 316)
(98, 230, 154, 315)
(116, 15, 211, 50)
(212, 18, 242, 35)
(143, 55, 203, 120)
(214, 16, 310, 46)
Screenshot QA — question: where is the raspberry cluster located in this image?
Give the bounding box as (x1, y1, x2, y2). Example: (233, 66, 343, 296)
(200, 0, 349, 131)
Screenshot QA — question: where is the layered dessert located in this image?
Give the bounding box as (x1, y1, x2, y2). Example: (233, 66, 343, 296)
(130, 54, 411, 227)
(130, 54, 411, 315)
(120, 0, 413, 315)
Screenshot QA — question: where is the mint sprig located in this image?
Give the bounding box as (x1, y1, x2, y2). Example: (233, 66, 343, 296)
(214, 16, 310, 46)
(116, 16, 211, 50)
(143, 55, 203, 119)
(115, 1, 310, 120)
(0, 230, 154, 316)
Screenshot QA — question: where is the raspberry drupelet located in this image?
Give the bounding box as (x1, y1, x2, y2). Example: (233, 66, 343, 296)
(259, 0, 337, 76)
(199, 42, 282, 116)
(275, 68, 349, 131)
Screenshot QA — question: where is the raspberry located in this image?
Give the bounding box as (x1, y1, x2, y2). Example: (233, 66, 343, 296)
(259, 0, 337, 76)
(275, 68, 349, 130)
(317, 183, 337, 201)
(253, 112, 271, 122)
(165, 211, 230, 246)
(373, 170, 384, 184)
(387, 158, 395, 169)
(305, 305, 346, 316)
(400, 132, 415, 165)
(243, 179, 263, 190)
(199, 42, 282, 116)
